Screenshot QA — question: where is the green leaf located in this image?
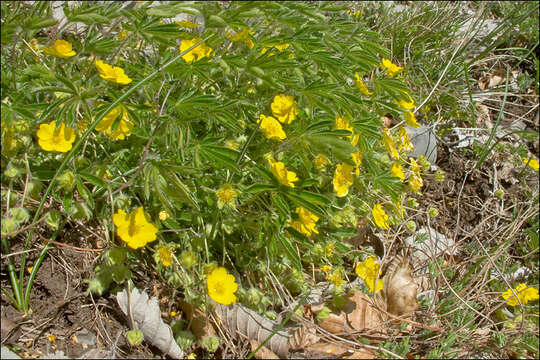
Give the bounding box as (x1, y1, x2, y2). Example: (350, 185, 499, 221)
(24, 17, 58, 30)
(78, 172, 107, 188)
(274, 234, 302, 271)
(244, 184, 277, 194)
(293, 190, 331, 206)
(159, 169, 200, 211)
(69, 13, 110, 24)
(207, 14, 228, 28)
(284, 190, 326, 218)
(126, 329, 144, 346)
(272, 193, 290, 217)
(199, 144, 240, 172)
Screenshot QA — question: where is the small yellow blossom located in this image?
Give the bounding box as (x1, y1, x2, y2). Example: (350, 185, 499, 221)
(502, 283, 539, 306)
(391, 162, 405, 181)
(383, 128, 399, 160)
(355, 256, 384, 293)
(170, 311, 177, 317)
(347, 9, 361, 17)
(179, 37, 213, 63)
(268, 158, 299, 187)
(36, 120, 76, 152)
(394, 199, 405, 217)
(271, 94, 299, 124)
(227, 28, 254, 49)
(260, 43, 290, 56)
(333, 163, 355, 197)
(176, 20, 199, 29)
(95, 59, 132, 85)
(372, 203, 389, 230)
(216, 184, 238, 209)
(351, 150, 363, 177)
(113, 207, 158, 249)
(158, 210, 170, 221)
(48, 335, 56, 342)
(326, 268, 346, 289)
(95, 105, 134, 140)
(396, 96, 415, 110)
(156, 245, 173, 267)
(403, 112, 419, 127)
(381, 58, 403, 78)
(43, 39, 76, 59)
(335, 116, 359, 146)
(321, 265, 332, 273)
(225, 139, 239, 150)
(290, 207, 319, 237)
(325, 242, 335, 257)
(523, 157, 539, 171)
(187, 353, 197, 359)
(258, 114, 286, 140)
(354, 73, 372, 95)
(207, 267, 238, 305)
(409, 173, 423, 193)
(399, 127, 414, 152)
(314, 154, 329, 170)
(409, 158, 421, 174)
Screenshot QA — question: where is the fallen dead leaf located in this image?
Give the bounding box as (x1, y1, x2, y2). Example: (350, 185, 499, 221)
(250, 339, 279, 359)
(384, 257, 418, 318)
(317, 291, 384, 335)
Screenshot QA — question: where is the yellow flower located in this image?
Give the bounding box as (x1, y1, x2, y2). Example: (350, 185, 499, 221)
(179, 37, 213, 63)
(268, 158, 299, 187)
(355, 256, 384, 293)
(394, 199, 405, 217)
(158, 210, 170, 221)
(113, 207, 158, 249)
(36, 120, 76, 152)
(383, 128, 399, 160)
(335, 116, 359, 146)
(409, 158, 421, 174)
(258, 114, 286, 140)
(227, 28, 254, 49)
(48, 335, 56, 342)
(396, 96, 415, 110)
(43, 39, 76, 59)
(216, 184, 238, 209)
(321, 265, 332, 273)
(271, 94, 298, 124)
(381, 58, 403, 78)
(391, 162, 405, 181)
(403, 112, 419, 127)
(351, 150, 363, 177)
(372, 203, 389, 230)
(176, 20, 199, 29)
(326, 268, 346, 289)
(333, 163, 355, 197)
(260, 43, 290, 56)
(523, 157, 539, 171)
(399, 127, 414, 152)
(95, 105, 134, 140)
(314, 154, 329, 170)
(354, 73, 372, 95)
(207, 267, 238, 305)
(409, 173, 423, 193)
(325, 242, 335, 257)
(95, 59, 132, 85)
(502, 283, 539, 306)
(156, 245, 173, 267)
(290, 207, 319, 237)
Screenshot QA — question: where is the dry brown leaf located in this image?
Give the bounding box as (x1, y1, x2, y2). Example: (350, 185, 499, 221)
(476, 103, 491, 128)
(179, 299, 216, 340)
(383, 258, 418, 318)
(250, 339, 280, 359)
(305, 342, 376, 359)
(317, 291, 384, 335)
(214, 302, 289, 358)
(289, 325, 320, 350)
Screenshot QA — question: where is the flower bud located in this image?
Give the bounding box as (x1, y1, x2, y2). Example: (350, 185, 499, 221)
(406, 220, 417, 232)
(494, 189, 504, 199)
(8, 207, 30, 224)
(435, 170, 445, 182)
(428, 207, 439, 218)
(1, 218, 19, 236)
(407, 198, 419, 208)
(58, 171, 75, 191)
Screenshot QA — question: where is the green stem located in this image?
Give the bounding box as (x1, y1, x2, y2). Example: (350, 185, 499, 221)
(23, 242, 54, 310)
(1, 237, 23, 311)
(226, 118, 261, 183)
(18, 34, 216, 312)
